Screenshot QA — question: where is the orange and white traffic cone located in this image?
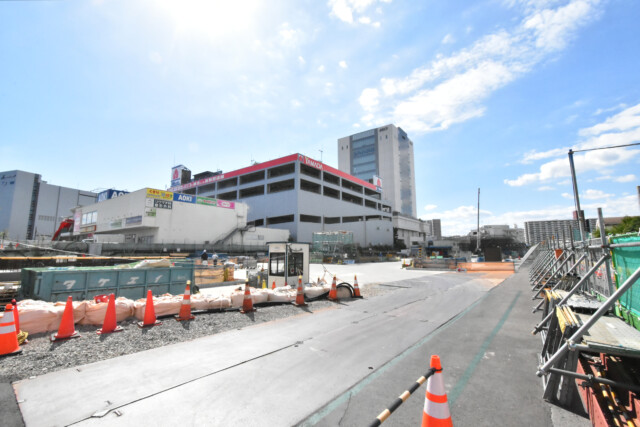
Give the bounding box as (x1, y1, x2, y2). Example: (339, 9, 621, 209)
(422, 355, 452, 427)
(175, 281, 195, 321)
(240, 281, 255, 314)
(328, 276, 338, 301)
(0, 304, 22, 357)
(293, 275, 307, 306)
(138, 290, 162, 328)
(51, 296, 81, 341)
(272, 281, 276, 290)
(12, 299, 28, 344)
(353, 275, 363, 298)
(97, 294, 124, 334)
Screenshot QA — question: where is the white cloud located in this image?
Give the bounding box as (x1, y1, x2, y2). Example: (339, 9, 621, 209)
(358, 0, 602, 132)
(359, 88, 380, 112)
(291, 99, 303, 108)
(298, 56, 306, 65)
(339, 60, 348, 69)
(278, 23, 302, 47)
(538, 186, 555, 191)
(328, 0, 388, 26)
(581, 189, 614, 200)
(188, 142, 199, 153)
(593, 103, 626, 116)
(318, 65, 326, 72)
(580, 103, 640, 137)
(424, 204, 438, 211)
(506, 103, 640, 186)
(615, 174, 637, 183)
(442, 33, 455, 44)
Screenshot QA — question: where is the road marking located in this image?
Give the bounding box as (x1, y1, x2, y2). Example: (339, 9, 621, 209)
(448, 291, 521, 404)
(300, 289, 491, 426)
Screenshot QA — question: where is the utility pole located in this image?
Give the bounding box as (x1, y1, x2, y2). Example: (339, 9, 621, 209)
(568, 149, 586, 244)
(476, 188, 481, 253)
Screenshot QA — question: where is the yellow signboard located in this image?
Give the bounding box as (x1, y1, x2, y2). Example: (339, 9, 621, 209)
(146, 188, 173, 201)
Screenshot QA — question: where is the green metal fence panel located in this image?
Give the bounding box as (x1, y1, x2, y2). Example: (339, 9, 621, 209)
(20, 263, 194, 302)
(611, 234, 640, 329)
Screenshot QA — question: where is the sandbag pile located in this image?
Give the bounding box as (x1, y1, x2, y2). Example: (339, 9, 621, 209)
(9, 280, 342, 335)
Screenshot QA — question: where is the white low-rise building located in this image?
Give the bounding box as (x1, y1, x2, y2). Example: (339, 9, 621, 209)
(72, 188, 288, 246)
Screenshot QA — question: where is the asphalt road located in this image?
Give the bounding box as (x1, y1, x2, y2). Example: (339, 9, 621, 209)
(13, 264, 589, 426)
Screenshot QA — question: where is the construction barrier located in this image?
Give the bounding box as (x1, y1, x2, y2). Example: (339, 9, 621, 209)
(369, 355, 450, 426)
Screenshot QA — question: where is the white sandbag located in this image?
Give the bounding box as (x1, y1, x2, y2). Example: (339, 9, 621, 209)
(133, 293, 182, 320)
(190, 293, 209, 310)
(268, 286, 296, 302)
(209, 296, 231, 310)
(230, 288, 245, 307)
(52, 300, 87, 325)
(304, 284, 329, 299)
(80, 297, 135, 325)
(252, 288, 269, 304)
(229, 286, 269, 307)
(14, 300, 59, 334)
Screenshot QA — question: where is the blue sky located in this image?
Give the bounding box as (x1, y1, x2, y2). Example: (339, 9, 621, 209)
(1, 0, 639, 235)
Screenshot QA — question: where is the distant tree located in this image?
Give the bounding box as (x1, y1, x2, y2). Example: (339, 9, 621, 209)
(593, 216, 640, 237)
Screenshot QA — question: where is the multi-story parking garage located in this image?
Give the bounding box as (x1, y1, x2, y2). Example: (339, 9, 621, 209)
(168, 154, 394, 246)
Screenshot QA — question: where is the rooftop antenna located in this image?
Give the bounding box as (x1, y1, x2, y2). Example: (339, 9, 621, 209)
(476, 188, 481, 253)
(319, 149, 323, 163)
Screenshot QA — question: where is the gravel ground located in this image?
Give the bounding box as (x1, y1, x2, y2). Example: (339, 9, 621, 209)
(1, 283, 391, 384)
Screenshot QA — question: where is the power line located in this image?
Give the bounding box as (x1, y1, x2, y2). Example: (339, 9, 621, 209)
(571, 142, 640, 153)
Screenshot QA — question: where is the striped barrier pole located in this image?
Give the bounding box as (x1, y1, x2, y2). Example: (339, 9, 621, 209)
(369, 367, 437, 427)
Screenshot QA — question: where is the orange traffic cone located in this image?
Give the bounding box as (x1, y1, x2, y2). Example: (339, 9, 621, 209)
(328, 276, 338, 301)
(240, 281, 255, 314)
(175, 281, 195, 321)
(12, 298, 28, 344)
(353, 275, 363, 298)
(51, 296, 81, 341)
(138, 290, 162, 328)
(0, 304, 22, 357)
(272, 281, 276, 290)
(422, 355, 452, 427)
(97, 294, 123, 334)
(293, 275, 307, 306)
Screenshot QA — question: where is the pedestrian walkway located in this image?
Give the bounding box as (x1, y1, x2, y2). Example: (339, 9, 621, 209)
(309, 265, 591, 426)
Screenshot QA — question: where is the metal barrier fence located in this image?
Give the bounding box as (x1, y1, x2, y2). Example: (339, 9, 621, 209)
(527, 207, 640, 415)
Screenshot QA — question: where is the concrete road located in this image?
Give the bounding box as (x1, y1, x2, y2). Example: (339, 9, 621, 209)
(13, 263, 587, 426)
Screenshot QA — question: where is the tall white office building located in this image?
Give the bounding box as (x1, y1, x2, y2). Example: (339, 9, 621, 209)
(338, 124, 416, 217)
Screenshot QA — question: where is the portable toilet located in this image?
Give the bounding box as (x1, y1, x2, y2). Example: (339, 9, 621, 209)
(267, 242, 310, 288)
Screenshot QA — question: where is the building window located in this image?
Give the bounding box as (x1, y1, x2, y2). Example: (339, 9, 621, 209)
(239, 185, 264, 198)
(267, 214, 294, 225)
(300, 163, 321, 179)
(268, 179, 295, 193)
(342, 180, 363, 193)
(300, 214, 321, 223)
(323, 172, 340, 185)
(343, 216, 363, 223)
(249, 218, 264, 227)
(364, 199, 377, 209)
(218, 190, 237, 200)
(200, 183, 216, 194)
(268, 163, 295, 178)
(342, 192, 363, 205)
(240, 170, 265, 185)
(300, 179, 321, 194)
(324, 216, 340, 224)
(82, 211, 97, 225)
(323, 186, 340, 199)
(218, 177, 238, 189)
